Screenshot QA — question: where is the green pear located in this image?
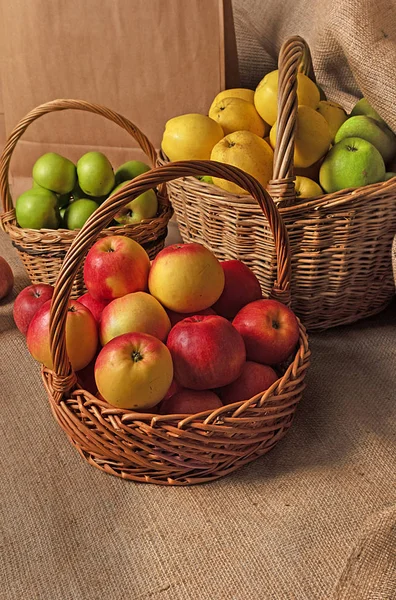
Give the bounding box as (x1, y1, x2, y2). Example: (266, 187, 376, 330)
(114, 160, 150, 186)
(110, 181, 158, 224)
(350, 97, 386, 126)
(32, 152, 76, 194)
(384, 172, 396, 181)
(77, 151, 115, 197)
(64, 199, 99, 229)
(334, 115, 396, 164)
(16, 188, 60, 229)
(319, 137, 385, 193)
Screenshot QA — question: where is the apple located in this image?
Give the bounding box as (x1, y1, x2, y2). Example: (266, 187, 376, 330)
(162, 378, 183, 401)
(15, 188, 60, 229)
(0, 256, 14, 300)
(13, 283, 54, 335)
(27, 299, 98, 371)
(219, 361, 278, 405)
(76, 353, 100, 396)
(77, 292, 109, 323)
(149, 243, 225, 313)
(84, 235, 151, 301)
(232, 299, 300, 365)
(32, 152, 76, 194)
(64, 198, 99, 229)
(114, 160, 151, 186)
(159, 389, 222, 415)
(94, 332, 173, 410)
(166, 307, 216, 328)
(100, 291, 171, 345)
(112, 182, 158, 225)
(167, 314, 245, 390)
(77, 151, 115, 197)
(212, 260, 262, 319)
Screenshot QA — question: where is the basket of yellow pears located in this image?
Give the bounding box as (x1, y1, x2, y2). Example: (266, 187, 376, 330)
(158, 36, 396, 331)
(0, 99, 172, 297)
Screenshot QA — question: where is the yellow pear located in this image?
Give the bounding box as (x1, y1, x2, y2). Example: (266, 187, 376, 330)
(294, 176, 323, 199)
(161, 114, 224, 161)
(270, 105, 332, 168)
(254, 70, 320, 126)
(210, 88, 255, 112)
(210, 130, 273, 195)
(316, 100, 348, 141)
(209, 97, 268, 137)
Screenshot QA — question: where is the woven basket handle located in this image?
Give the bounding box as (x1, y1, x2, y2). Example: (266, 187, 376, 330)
(49, 160, 292, 402)
(268, 36, 316, 207)
(0, 98, 167, 227)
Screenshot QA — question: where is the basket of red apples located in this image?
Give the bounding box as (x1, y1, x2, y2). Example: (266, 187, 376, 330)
(17, 160, 311, 485)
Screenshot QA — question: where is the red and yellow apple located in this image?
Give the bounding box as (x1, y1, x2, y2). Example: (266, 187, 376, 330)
(162, 378, 183, 401)
(100, 291, 171, 345)
(167, 314, 245, 389)
(77, 292, 109, 323)
(219, 361, 278, 405)
(212, 260, 262, 319)
(166, 307, 216, 328)
(0, 256, 14, 300)
(13, 283, 54, 335)
(148, 243, 225, 313)
(232, 299, 300, 365)
(84, 235, 150, 301)
(94, 332, 173, 409)
(27, 299, 98, 370)
(159, 389, 222, 415)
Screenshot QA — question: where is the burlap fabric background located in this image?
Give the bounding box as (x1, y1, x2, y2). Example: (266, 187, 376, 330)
(0, 228, 395, 599)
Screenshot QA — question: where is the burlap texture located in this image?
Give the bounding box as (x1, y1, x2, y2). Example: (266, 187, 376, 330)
(1, 229, 395, 599)
(232, 0, 396, 132)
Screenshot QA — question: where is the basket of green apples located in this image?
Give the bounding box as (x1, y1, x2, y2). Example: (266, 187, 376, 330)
(0, 99, 173, 297)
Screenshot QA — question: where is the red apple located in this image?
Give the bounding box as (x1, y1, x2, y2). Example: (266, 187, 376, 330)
(219, 361, 278, 405)
(232, 299, 300, 365)
(159, 389, 222, 415)
(84, 235, 150, 301)
(166, 307, 216, 328)
(148, 243, 225, 313)
(212, 260, 262, 319)
(77, 292, 109, 323)
(0, 256, 14, 300)
(27, 299, 98, 371)
(76, 354, 99, 396)
(162, 378, 183, 401)
(167, 314, 245, 390)
(95, 332, 173, 409)
(100, 291, 171, 345)
(13, 283, 54, 335)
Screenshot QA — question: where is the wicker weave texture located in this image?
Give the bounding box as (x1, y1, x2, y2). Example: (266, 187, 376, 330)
(159, 36, 396, 331)
(0, 99, 173, 296)
(43, 160, 310, 485)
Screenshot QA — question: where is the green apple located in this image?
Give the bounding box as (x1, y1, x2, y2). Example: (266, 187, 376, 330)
(384, 172, 396, 181)
(64, 198, 99, 229)
(114, 160, 150, 186)
(350, 97, 386, 126)
(319, 137, 385, 193)
(110, 180, 158, 224)
(199, 175, 214, 184)
(334, 115, 396, 164)
(77, 151, 115, 196)
(15, 188, 60, 229)
(32, 152, 76, 194)
(71, 182, 107, 204)
(59, 207, 67, 227)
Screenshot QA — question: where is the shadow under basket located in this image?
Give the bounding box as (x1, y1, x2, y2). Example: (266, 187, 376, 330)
(42, 160, 311, 486)
(158, 36, 396, 331)
(0, 99, 173, 297)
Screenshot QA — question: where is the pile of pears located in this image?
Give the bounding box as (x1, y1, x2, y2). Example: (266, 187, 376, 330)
(15, 151, 159, 230)
(161, 70, 396, 198)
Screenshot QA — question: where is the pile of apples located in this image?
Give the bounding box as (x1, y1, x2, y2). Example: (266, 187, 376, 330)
(161, 70, 396, 198)
(15, 152, 158, 231)
(14, 236, 300, 415)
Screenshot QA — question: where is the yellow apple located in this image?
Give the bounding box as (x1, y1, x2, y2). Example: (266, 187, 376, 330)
(210, 88, 255, 112)
(211, 130, 274, 195)
(270, 105, 332, 168)
(209, 97, 268, 137)
(161, 113, 224, 161)
(294, 176, 323, 199)
(316, 100, 348, 141)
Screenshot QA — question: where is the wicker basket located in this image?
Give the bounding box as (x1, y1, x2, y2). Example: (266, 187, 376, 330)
(0, 99, 173, 297)
(43, 160, 310, 486)
(158, 36, 396, 331)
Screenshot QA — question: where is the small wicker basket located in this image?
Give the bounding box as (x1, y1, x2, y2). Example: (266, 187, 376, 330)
(43, 160, 310, 486)
(0, 99, 173, 297)
(158, 36, 396, 331)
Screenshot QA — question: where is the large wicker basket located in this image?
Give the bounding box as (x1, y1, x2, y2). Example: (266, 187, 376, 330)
(43, 160, 310, 486)
(0, 99, 173, 297)
(158, 36, 396, 331)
